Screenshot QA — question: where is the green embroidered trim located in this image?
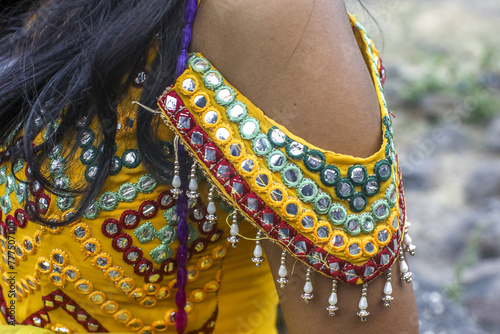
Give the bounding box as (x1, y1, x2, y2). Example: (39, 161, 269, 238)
(137, 175, 157, 194)
(118, 183, 138, 202)
(187, 223, 199, 247)
(84, 164, 98, 182)
(202, 70, 223, 90)
(79, 129, 95, 147)
(344, 214, 361, 236)
(48, 158, 66, 176)
(0, 166, 7, 184)
(371, 199, 390, 221)
(281, 164, 303, 188)
(48, 144, 63, 159)
(82, 202, 101, 220)
(189, 55, 211, 74)
(285, 141, 307, 160)
(109, 156, 123, 175)
(150, 244, 173, 264)
(239, 117, 260, 140)
(252, 134, 272, 156)
(349, 192, 367, 213)
(303, 150, 326, 172)
(214, 86, 236, 106)
(80, 146, 98, 165)
(267, 126, 287, 148)
(374, 159, 392, 181)
(57, 196, 75, 211)
(362, 176, 380, 196)
(347, 164, 367, 186)
(157, 225, 177, 245)
(121, 149, 141, 169)
(297, 178, 318, 203)
(359, 213, 375, 234)
(164, 206, 179, 226)
(313, 192, 332, 215)
(5, 175, 15, 195)
(0, 194, 13, 214)
(14, 183, 27, 204)
(328, 203, 347, 226)
(13, 159, 24, 174)
(99, 191, 119, 211)
(226, 101, 248, 123)
(335, 178, 354, 200)
(134, 221, 157, 244)
(385, 183, 397, 207)
(54, 175, 70, 191)
(266, 149, 287, 172)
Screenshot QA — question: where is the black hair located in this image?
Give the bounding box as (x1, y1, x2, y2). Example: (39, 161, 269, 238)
(0, 0, 187, 226)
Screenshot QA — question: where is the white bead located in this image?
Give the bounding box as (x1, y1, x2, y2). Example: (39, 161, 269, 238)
(230, 224, 239, 236)
(278, 265, 287, 277)
(304, 281, 313, 294)
(400, 259, 409, 273)
(404, 233, 412, 246)
(358, 296, 368, 310)
(207, 201, 216, 214)
(253, 244, 263, 258)
(384, 281, 393, 295)
(328, 292, 338, 306)
(188, 178, 198, 191)
(172, 175, 181, 188)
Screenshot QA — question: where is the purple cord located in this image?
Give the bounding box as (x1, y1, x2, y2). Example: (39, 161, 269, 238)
(176, 0, 199, 78)
(174, 144, 189, 333)
(174, 1, 199, 332)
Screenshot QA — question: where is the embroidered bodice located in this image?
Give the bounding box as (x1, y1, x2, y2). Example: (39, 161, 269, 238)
(0, 11, 414, 334)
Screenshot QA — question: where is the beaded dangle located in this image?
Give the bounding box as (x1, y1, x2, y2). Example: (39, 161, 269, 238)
(399, 249, 412, 283)
(301, 268, 314, 303)
(186, 161, 199, 200)
(276, 250, 289, 289)
(382, 268, 394, 307)
(357, 283, 369, 322)
(205, 186, 218, 224)
(171, 136, 183, 199)
(326, 280, 339, 316)
(403, 221, 416, 256)
(227, 211, 240, 247)
(251, 231, 265, 267)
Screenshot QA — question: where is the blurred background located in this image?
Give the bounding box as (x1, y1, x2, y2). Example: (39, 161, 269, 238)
(277, 1, 499, 333)
(349, 0, 499, 333)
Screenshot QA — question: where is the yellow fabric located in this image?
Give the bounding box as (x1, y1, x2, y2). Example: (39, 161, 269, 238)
(159, 13, 402, 280)
(0, 12, 393, 334)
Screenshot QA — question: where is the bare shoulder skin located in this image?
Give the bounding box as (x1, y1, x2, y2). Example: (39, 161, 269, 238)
(192, 0, 418, 333)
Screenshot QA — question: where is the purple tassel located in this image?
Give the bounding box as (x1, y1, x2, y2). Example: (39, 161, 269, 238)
(175, 0, 199, 78)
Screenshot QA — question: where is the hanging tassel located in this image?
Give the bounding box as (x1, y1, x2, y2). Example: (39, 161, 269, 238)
(399, 249, 412, 283)
(300, 267, 314, 303)
(381, 268, 394, 307)
(227, 212, 240, 248)
(403, 221, 416, 256)
(276, 250, 289, 289)
(356, 283, 369, 322)
(186, 161, 199, 200)
(205, 186, 218, 223)
(171, 136, 183, 199)
(251, 231, 265, 267)
(326, 279, 339, 316)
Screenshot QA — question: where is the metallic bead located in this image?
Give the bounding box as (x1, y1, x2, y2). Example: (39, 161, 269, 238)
(357, 283, 369, 321)
(300, 268, 314, 303)
(251, 231, 265, 267)
(227, 212, 240, 248)
(326, 280, 339, 316)
(276, 250, 289, 289)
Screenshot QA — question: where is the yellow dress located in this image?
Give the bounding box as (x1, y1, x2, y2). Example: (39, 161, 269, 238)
(0, 13, 408, 334)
